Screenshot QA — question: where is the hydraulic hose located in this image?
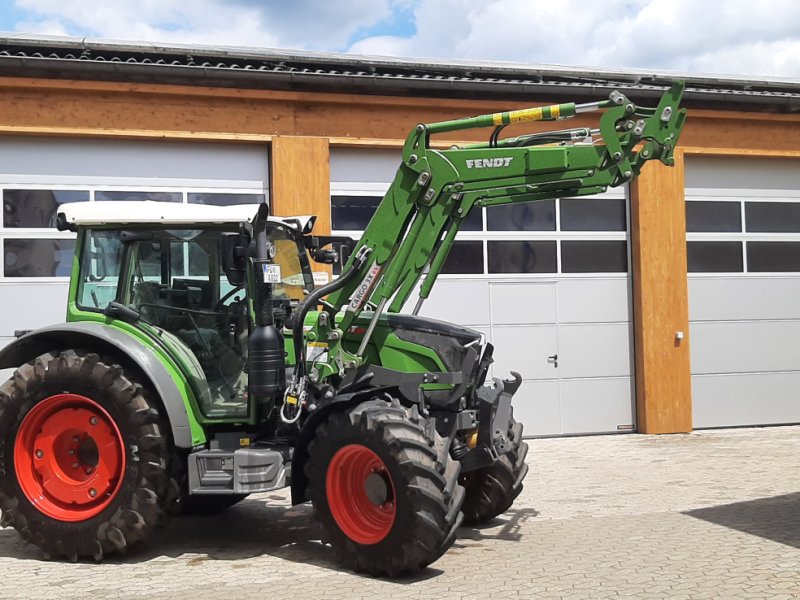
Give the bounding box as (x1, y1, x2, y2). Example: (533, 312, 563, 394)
(291, 247, 370, 380)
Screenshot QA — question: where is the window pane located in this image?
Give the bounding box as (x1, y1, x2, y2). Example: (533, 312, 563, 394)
(440, 241, 483, 274)
(487, 200, 555, 231)
(460, 207, 483, 231)
(3, 190, 88, 228)
(96, 191, 182, 203)
(687, 241, 743, 273)
(332, 195, 381, 230)
(746, 202, 800, 233)
(686, 201, 741, 232)
(748, 242, 800, 272)
(560, 198, 626, 231)
(561, 241, 628, 273)
(188, 193, 265, 206)
(78, 230, 123, 310)
(4, 239, 75, 277)
(487, 241, 556, 273)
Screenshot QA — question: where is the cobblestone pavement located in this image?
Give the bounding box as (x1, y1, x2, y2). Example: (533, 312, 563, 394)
(2, 426, 800, 599)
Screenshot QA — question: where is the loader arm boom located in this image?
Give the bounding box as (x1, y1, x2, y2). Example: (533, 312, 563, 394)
(295, 81, 686, 381)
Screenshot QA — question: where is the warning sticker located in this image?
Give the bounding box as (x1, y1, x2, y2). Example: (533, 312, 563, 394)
(509, 107, 543, 123)
(262, 263, 281, 283)
(307, 341, 329, 363)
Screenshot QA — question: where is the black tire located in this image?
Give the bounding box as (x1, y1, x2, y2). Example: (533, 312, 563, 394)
(461, 416, 528, 524)
(0, 350, 172, 561)
(305, 398, 464, 576)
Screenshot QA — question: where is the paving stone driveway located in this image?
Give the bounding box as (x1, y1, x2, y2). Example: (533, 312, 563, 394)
(2, 426, 800, 599)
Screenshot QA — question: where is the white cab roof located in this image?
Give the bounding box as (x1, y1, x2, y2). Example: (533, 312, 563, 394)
(59, 201, 313, 230)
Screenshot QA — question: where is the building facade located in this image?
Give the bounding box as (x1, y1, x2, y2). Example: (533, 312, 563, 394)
(0, 34, 798, 436)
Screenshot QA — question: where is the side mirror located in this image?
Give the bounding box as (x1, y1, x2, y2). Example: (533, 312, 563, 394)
(311, 247, 338, 264)
(221, 230, 250, 287)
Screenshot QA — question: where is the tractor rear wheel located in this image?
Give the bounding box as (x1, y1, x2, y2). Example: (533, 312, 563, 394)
(305, 398, 464, 576)
(461, 416, 528, 524)
(0, 350, 171, 561)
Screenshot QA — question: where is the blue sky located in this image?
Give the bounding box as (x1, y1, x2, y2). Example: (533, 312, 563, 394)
(1, 0, 798, 78)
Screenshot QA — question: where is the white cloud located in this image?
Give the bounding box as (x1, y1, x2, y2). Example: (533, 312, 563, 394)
(10, 0, 800, 78)
(350, 0, 800, 78)
(13, 0, 396, 50)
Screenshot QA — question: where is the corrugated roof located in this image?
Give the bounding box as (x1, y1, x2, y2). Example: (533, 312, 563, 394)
(0, 33, 798, 112)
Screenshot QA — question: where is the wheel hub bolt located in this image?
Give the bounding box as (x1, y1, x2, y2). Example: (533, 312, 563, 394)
(89, 417, 98, 426)
(67, 449, 75, 456)
(86, 467, 93, 475)
(89, 488, 97, 498)
(73, 436, 80, 443)
(35, 449, 43, 459)
(72, 463, 79, 469)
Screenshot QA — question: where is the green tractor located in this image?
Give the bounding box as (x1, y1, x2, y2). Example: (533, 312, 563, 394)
(0, 82, 686, 575)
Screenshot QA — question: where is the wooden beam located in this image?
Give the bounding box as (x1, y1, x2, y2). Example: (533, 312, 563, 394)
(630, 149, 693, 434)
(0, 78, 798, 154)
(270, 136, 332, 278)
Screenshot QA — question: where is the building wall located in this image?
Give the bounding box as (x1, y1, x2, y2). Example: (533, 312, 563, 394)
(0, 75, 797, 433)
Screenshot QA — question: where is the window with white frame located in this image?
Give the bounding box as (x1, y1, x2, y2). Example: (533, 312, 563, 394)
(685, 197, 800, 273)
(330, 186, 630, 276)
(1, 187, 266, 281)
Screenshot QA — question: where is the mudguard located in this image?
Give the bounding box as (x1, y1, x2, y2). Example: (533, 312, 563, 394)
(0, 322, 195, 448)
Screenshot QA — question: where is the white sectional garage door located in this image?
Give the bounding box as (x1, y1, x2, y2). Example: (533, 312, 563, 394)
(331, 148, 636, 437)
(686, 156, 800, 428)
(0, 136, 269, 350)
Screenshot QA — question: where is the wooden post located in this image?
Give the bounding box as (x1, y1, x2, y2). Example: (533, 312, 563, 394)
(630, 149, 693, 434)
(270, 136, 332, 279)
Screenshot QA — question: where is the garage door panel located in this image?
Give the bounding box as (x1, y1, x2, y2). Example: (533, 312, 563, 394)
(0, 136, 269, 187)
(416, 279, 490, 327)
(560, 378, 634, 434)
(0, 283, 69, 338)
(689, 277, 800, 321)
(693, 373, 800, 428)
(557, 323, 633, 378)
(686, 156, 800, 196)
(490, 282, 557, 325)
(557, 278, 632, 323)
(691, 321, 800, 374)
(490, 325, 558, 380)
(510, 379, 561, 437)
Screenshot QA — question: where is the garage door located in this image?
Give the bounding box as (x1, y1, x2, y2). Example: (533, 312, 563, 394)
(0, 136, 269, 349)
(687, 156, 800, 428)
(331, 148, 636, 437)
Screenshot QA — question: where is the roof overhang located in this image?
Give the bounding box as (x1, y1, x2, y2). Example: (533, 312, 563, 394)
(0, 33, 797, 113)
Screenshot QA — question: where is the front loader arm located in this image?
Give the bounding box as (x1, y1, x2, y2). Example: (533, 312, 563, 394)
(304, 81, 686, 379)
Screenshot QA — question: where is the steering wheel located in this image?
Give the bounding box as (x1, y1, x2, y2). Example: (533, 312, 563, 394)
(214, 285, 245, 312)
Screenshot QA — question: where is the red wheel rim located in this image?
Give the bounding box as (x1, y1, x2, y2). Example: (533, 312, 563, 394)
(14, 393, 126, 522)
(326, 444, 396, 545)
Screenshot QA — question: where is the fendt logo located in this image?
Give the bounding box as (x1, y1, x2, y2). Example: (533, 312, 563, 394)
(465, 157, 513, 169)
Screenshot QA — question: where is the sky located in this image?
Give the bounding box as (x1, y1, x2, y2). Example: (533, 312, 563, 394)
(1, 0, 798, 79)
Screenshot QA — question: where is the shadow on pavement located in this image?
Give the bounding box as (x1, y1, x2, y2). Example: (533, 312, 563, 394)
(0, 498, 448, 582)
(684, 492, 800, 549)
(455, 506, 540, 545)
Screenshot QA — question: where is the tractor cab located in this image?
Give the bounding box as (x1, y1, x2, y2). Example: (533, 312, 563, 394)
(61, 201, 316, 421)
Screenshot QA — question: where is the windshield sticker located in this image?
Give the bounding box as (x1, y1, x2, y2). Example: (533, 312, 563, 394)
(313, 271, 330, 286)
(262, 263, 281, 283)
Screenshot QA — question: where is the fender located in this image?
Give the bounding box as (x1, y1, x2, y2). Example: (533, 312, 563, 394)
(290, 386, 393, 505)
(0, 322, 195, 448)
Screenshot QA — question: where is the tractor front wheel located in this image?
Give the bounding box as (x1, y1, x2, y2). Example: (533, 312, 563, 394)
(0, 350, 171, 561)
(460, 415, 528, 524)
(305, 398, 464, 576)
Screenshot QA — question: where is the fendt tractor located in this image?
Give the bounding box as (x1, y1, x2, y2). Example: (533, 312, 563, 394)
(0, 82, 685, 575)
